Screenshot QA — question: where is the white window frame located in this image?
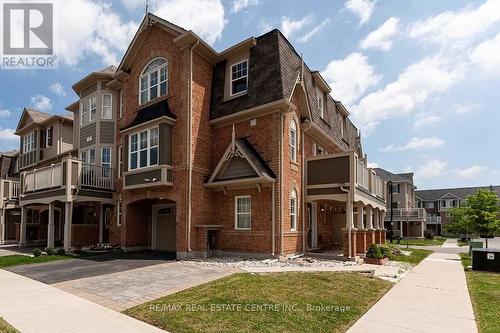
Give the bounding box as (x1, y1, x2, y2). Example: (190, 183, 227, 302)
(235, 195, 251, 230)
(118, 145, 123, 178)
(128, 127, 159, 170)
(317, 88, 324, 119)
(139, 58, 168, 105)
(23, 131, 35, 153)
(230, 59, 249, 96)
(80, 148, 96, 165)
(80, 95, 96, 126)
(290, 120, 297, 162)
(45, 126, 52, 148)
(102, 93, 113, 120)
(101, 147, 112, 178)
(340, 114, 346, 138)
(290, 189, 297, 231)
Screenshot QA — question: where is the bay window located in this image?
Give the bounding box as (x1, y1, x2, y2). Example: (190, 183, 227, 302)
(23, 132, 35, 153)
(81, 96, 96, 125)
(102, 94, 112, 119)
(129, 127, 159, 170)
(101, 147, 111, 178)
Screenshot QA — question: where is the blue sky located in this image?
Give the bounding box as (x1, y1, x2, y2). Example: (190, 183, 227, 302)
(0, 0, 499, 190)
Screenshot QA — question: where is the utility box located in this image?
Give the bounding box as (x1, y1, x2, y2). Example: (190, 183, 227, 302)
(472, 248, 500, 272)
(468, 241, 483, 255)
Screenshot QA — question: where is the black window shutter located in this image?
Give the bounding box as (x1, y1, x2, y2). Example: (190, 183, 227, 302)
(40, 129, 46, 148)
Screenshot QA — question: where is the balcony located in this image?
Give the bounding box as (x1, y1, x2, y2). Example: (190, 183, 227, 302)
(427, 215, 442, 224)
(19, 149, 43, 170)
(385, 208, 427, 221)
(305, 152, 386, 210)
(21, 159, 113, 196)
(0, 180, 20, 208)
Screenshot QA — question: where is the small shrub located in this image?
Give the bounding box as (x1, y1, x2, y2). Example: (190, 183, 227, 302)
(366, 243, 383, 259)
(379, 246, 390, 258)
(44, 248, 54, 256)
(423, 229, 434, 239)
(33, 248, 42, 257)
(56, 248, 66, 256)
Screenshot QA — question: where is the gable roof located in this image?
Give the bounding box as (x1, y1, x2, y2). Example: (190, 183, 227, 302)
(15, 108, 73, 134)
(416, 186, 500, 201)
(374, 167, 414, 184)
(72, 65, 117, 92)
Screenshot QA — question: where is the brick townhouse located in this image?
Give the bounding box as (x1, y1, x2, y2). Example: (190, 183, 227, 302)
(374, 168, 427, 238)
(2, 14, 390, 259)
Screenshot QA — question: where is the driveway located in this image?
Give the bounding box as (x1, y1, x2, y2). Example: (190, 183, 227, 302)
(6, 251, 175, 284)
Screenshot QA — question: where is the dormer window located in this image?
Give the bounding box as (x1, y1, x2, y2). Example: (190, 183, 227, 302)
(23, 132, 35, 153)
(340, 114, 346, 138)
(317, 88, 324, 119)
(140, 58, 168, 105)
(230, 60, 248, 96)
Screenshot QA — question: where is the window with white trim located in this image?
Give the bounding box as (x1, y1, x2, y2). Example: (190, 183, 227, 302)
(317, 88, 324, 119)
(140, 58, 168, 105)
(119, 90, 124, 118)
(290, 189, 297, 231)
(340, 114, 346, 138)
(23, 131, 35, 153)
(235, 196, 251, 229)
(102, 94, 112, 119)
(101, 147, 111, 178)
(230, 60, 248, 95)
(45, 126, 53, 147)
(290, 120, 297, 162)
(81, 96, 96, 125)
(80, 148, 95, 165)
(129, 127, 159, 170)
(118, 145, 123, 178)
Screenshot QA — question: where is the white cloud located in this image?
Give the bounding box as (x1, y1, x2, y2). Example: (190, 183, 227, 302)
(0, 108, 11, 117)
(367, 162, 379, 168)
(454, 165, 488, 178)
(49, 82, 66, 97)
(52, 0, 138, 66)
(453, 103, 480, 114)
(0, 128, 17, 141)
(120, 0, 144, 11)
(361, 17, 399, 51)
(153, 0, 225, 45)
(413, 113, 441, 129)
(298, 19, 331, 43)
(322, 52, 381, 105)
(281, 15, 312, 39)
(345, 0, 376, 26)
(232, 0, 259, 13)
(30, 95, 52, 111)
(409, 0, 500, 46)
(470, 33, 500, 75)
(403, 166, 413, 173)
(380, 137, 445, 152)
(351, 56, 465, 133)
(416, 159, 448, 179)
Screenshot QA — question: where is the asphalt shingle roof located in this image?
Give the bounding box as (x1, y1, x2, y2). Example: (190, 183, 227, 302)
(374, 168, 414, 183)
(415, 186, 500, 201)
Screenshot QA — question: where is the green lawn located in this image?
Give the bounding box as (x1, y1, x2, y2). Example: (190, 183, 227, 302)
(0, 255, 70, 268)
(459, 253, 500, 333)
(125, 272, 392, 333)
(386, 247, 432, 266)
(0, 318, 19, 333)
(386, 237, 446, 246)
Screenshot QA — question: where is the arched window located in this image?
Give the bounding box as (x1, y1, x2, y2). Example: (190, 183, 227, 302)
(139, 58, 168, 105)
(290, 119, 297, 162)
(290, 189, 297, 231)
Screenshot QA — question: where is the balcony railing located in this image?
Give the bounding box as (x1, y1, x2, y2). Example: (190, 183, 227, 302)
(386, 208, 427, 220)
(356, 158, 370, 191)
(22, 159, 113, 194)
(19, 149, 43, 169)
(355, 158, 386, 200)
(0, 180, 20, 201)
(427, 216, 442, 223)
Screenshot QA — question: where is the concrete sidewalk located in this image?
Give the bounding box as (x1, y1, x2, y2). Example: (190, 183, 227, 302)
(348, 252, 477, 333)
(0, 269, 167, 333)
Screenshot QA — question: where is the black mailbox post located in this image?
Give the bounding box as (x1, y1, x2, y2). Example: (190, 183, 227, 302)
(472, 248, 500, 272)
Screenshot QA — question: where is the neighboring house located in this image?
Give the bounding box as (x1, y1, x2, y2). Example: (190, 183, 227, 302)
(416, 185, 500, 235)
(0, 151, 20, 244)
(374, 168, 427, 238)
(13, 13, 389, 259)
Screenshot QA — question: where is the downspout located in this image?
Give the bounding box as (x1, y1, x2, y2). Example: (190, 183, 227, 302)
(271, 181, 275, 256)
(340, 185, 352, 258)
(301, 119, 312, 254)
(279, 113, 284, 256)
(187, 39, 200, 254)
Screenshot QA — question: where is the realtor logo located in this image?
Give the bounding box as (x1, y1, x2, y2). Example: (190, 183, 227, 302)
(2, 3, 56, 69)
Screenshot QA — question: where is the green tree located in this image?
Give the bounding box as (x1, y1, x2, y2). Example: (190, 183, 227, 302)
(447, 189, 500, 247)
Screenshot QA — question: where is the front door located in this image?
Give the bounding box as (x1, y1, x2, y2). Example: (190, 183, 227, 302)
(152, 205, 176, 252)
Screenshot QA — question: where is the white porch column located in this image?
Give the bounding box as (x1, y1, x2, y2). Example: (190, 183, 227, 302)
(99, 203, 104, 243)
(346, 200, 354, 229)
(381, 211, 386, 229)
(63, 201, 73, 251)
(356, 204, 364, 229)
(47, 202, 55, 249)
(421, 221, 425, 238)
(19, 206, 27, 247)
(366, 206, 373, 229)
(400, 220, 403, 237)
(0, 209, 5, 243)
(373, 208, 379, 229)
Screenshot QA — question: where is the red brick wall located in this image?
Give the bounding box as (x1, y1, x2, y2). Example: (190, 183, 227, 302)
(72, 225, 99, 247)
